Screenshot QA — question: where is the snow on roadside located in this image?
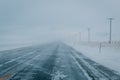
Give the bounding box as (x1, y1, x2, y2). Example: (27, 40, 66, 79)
(68, 43, 120, 73)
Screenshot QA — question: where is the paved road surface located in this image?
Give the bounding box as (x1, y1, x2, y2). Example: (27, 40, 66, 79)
(0, 43, 120, 80)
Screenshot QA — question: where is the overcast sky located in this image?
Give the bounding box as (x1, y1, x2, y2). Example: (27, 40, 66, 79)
(0, 0, 120, 49)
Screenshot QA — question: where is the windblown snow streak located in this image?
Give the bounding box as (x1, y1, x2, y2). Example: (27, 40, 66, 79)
(0, 42, 120, 80)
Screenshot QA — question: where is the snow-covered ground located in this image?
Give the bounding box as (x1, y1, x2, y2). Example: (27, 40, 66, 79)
(69, 42, 120, 73)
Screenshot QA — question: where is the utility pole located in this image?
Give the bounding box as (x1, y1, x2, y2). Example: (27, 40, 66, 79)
(108, 18, 114, 44)
(88, 28, 90, 42)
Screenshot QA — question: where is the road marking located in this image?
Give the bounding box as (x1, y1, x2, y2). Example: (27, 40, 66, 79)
(0, 73, 12, 80)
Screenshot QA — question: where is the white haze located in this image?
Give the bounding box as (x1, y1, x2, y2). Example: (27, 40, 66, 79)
(0, 0, 120, 50)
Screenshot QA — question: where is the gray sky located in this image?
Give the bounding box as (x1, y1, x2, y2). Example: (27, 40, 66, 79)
(0, 0, 120, 49)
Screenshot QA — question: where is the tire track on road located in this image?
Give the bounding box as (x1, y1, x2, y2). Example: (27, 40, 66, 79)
(0, 46, 47, 80)
(70, 49, 120, 80)
(32, 46, 59, 80)
(6, 44, 59, 80)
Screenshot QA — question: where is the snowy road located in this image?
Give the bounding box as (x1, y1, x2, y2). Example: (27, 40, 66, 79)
(0, 43, 120, 80)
